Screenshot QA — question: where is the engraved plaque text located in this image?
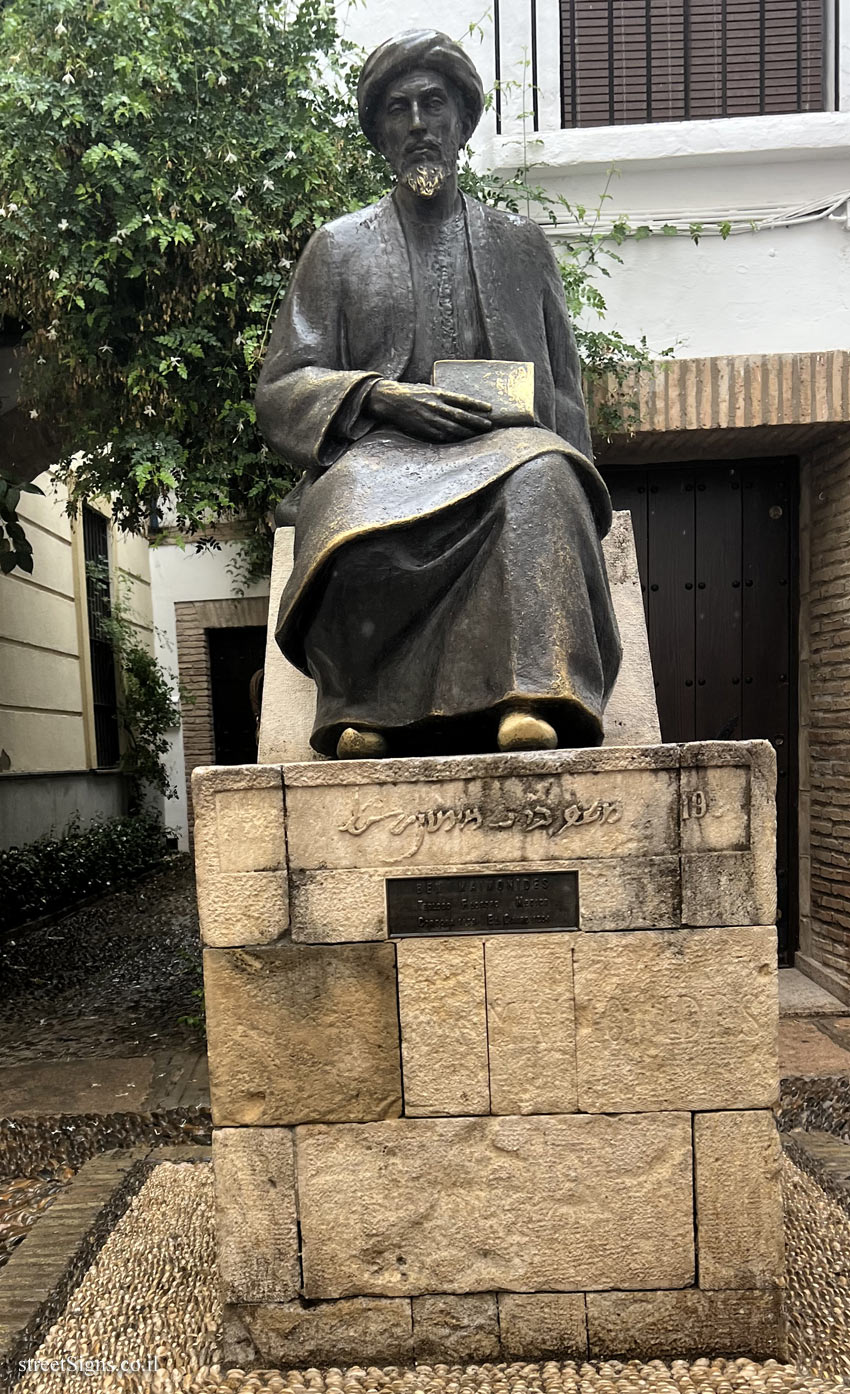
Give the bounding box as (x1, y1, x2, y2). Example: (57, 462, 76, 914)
(386, 871, 579, 938)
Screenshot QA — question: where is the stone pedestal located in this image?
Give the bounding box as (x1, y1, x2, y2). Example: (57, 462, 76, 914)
(194, 741, 785, 1367)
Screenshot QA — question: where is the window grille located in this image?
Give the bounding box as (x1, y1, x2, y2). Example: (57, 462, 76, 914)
(561, 0, 825, 127)
(82, 505, 120, 768)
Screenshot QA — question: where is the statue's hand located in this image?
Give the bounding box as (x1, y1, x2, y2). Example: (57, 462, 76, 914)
(367, 379, 492, 442)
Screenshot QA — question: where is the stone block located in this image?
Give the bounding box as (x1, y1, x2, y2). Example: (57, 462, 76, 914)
(192, 764, 285, 872)
(575, 926, 779, 1112)
(214, 787, 286, 872)
(681, 741, 777, 927)
(586, 1288, 786, 1361)
(197, 872, 289, 949)
(204, 943, 402, 1126)
(601, 512, 661, 748)
(192, 764, 289, 946)
(411, 1294, 500, 1363)
(213, 1128, 299, 1303)
(397, 939, 489, 1116)
(223, 1297, 413, 1367)
(283, 748, 680, 873)
(575, 856, 681, 930)
(681, 852, 773, 928)
(257, 526, 318, 765)
(694, 1111, 785, 1290)
(679, 760, 750, 854)
(296, 1113, 694, 1298)
(290, 869, 387, 941)
(289, 856, 681, 941)
(485, 935, 577, 1114)
(497, 1293, 588, 1360)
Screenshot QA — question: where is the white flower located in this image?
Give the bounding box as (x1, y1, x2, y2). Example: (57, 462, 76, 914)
(260, 443, 268, 457)
(223, 150, 237, 164)
(46, 327, 58, 341)
(48, 268, 60, 281)
(36, 356, 46, 365)
(142, 214, 152, 224)
(55, 19, 67, 35)
(217, 73, 228, 87)
(58, 218, 69, 231)
(262, 177, 274, 192)
(29, 408, 39, 420)
(61, 71, 74, 85)
(285, 148, 296, 161)
(223, 259, 236, 272)
(169, 355, 181, 368)
(231, 186, 245, 202)
(98, 344, 112, 355)
(144, 405, 155, 417)
(200, 220, 215, 233)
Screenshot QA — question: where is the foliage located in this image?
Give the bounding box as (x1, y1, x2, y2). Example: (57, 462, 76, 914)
(0, 0, 671, 585)
(88, 560, 185, 805)
(0, 0, 387, 554)
(0, 811, 168, 932)
(176, 948, 205, 1032)
(0, 470, 43, 574)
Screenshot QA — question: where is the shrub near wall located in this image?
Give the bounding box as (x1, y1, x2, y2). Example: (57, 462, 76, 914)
(0, 813, 168, 933)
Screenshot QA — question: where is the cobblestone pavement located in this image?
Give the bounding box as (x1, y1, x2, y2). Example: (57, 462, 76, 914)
(10, 1155, 850, 1394)
(0, 858, 203, 1065)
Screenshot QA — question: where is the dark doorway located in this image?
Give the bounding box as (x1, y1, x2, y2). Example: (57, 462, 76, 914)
(208, 626, 267, 766)
(604, 459, 798, 963)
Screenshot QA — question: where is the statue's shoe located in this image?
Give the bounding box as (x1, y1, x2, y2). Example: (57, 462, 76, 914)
(497, 709, 558, 752)
(336, 726, 390, 759)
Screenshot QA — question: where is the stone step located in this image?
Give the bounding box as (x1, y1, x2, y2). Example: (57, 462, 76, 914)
(789, 1127, 850, 1193)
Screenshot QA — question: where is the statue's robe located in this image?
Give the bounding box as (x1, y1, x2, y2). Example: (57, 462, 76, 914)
(256, 191, 622, 756)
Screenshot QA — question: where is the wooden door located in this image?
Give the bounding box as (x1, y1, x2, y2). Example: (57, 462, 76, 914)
(605, 459, 798, 962)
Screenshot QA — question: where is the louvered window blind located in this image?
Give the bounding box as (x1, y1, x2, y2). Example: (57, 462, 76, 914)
(561, 0, 825, 127)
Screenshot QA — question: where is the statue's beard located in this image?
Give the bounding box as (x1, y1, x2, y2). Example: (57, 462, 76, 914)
(400, 158, 451, 199)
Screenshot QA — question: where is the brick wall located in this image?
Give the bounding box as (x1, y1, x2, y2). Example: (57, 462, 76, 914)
(799, 432, 850, 1002)
(175, 596, 268, 837)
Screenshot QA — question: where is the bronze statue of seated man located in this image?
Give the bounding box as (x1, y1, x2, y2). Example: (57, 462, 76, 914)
(255, 30, 621, 759)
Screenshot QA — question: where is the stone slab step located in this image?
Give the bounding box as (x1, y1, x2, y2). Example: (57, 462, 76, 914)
(779, 967, 850, 1019)
(788, 1127, 850, 1192)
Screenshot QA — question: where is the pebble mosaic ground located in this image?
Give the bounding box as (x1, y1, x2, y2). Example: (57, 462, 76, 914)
(7, 1150, 850, 1394)
(0, 1110, 211, 1269)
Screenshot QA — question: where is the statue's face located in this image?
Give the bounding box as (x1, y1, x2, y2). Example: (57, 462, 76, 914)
(377, 67, 464, 197)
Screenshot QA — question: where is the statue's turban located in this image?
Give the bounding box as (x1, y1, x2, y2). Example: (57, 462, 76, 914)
(358, 31, 485, 151)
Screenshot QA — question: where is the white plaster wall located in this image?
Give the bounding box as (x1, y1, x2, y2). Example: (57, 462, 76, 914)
(149, 540, 269, 849)
(340, 0, 850, 359)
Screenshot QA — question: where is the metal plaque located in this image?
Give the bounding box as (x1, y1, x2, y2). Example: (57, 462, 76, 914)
(386, 871, 579, 938)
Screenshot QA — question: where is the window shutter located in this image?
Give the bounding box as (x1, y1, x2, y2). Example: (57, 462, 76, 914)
(561, 0, 825, 127)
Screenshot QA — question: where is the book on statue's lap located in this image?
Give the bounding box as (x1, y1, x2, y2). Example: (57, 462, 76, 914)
(432, 359, 537, 427)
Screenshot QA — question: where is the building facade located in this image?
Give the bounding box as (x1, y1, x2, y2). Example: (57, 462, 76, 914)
(0, 332, 155, 847)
